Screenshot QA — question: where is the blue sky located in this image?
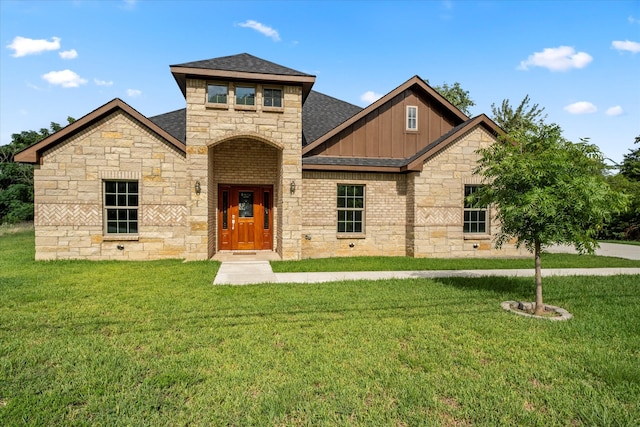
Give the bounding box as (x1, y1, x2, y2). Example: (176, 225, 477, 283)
(1, 0, 639, 165)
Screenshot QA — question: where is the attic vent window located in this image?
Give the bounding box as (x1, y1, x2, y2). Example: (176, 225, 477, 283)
(406, 106, 418, 131)
(207, 83, 227, 104)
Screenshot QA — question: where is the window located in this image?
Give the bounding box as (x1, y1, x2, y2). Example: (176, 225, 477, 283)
(337, 185, 365, 233)
(406, 106, 418, 131)
(463, 185, 487, 233)
(235, 86, 255, 106)
(104, 181, 138, 234)
(263, 88, 282, 108)
(207, 83, 227, 104)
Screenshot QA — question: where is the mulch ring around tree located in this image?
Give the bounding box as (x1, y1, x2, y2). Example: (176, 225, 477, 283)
(501, 301, 573, 321)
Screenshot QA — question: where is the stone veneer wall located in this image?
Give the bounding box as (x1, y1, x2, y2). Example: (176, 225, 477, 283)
(410, 126, 528, 258)
(301, 171, 408, 258)
(184, 79, 303, 260)
(32, 112, 189, 260)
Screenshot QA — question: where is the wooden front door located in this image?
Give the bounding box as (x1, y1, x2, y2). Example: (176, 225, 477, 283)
(218, 185, 273, 251)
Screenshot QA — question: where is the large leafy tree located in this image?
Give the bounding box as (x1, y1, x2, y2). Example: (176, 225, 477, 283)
(0, 119, 73, 224)
(472, 122, 627, 315)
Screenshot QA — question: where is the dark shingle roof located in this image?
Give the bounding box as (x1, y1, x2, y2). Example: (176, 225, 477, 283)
(148, 109, 186, 143)
(148, 90, 360, 147)
(302, 91, 362, 145)
(171, 53, 313, 77)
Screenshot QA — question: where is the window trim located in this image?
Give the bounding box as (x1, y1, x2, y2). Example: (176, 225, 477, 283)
(406, 105, 418, 131)
(103, 180, 139, 236)
(463, 185, 489, 235)
(336, 184, 365, 235)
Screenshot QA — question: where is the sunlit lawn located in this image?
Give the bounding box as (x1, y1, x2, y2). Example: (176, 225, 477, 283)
(1, 231, 639, 426)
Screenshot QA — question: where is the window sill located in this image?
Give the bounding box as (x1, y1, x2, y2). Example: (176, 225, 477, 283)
(103, 235, 139, 241)
(205, 103, 228, 110)
(263, 106, 284, 113)
(337, 233, 366, 239)
(234, 104, 257, 111)
(463, 234, 491, 241)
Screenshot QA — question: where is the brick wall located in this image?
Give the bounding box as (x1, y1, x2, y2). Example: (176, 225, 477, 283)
(33, 112, 189, 260)
(301, 171, 408, 258)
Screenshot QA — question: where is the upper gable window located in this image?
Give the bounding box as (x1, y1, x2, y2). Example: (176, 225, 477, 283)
(207, 83, 228, 104)
(406, 106, 418, 131)
(264, 88, 283, 108)
(236, 86, 256, 106)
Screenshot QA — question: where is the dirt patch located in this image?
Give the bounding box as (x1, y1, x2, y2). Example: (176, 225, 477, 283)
(501, 301, 573, 321)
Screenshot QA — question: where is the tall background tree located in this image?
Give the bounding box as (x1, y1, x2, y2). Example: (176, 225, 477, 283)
(600, 135, 640, 240)
(433, 81, 475, 116)
(475, 102, 627, 315)
(0, 118, 74, 225)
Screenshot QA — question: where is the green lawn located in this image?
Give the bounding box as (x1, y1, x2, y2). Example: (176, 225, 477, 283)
(1, 231, 639, 426)
(272, 253, 640, 272)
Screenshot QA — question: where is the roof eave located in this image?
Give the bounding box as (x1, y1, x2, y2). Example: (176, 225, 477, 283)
(302, 163, 402, 173)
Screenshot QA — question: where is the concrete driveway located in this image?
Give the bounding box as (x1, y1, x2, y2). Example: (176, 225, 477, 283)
(546, 242, 640, 260)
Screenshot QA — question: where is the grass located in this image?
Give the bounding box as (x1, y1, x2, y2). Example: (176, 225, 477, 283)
(272, 253, 640, 272)
(1, 231, 639, 426)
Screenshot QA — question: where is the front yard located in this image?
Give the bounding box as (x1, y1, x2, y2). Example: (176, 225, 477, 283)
(1, 231, 638, 425)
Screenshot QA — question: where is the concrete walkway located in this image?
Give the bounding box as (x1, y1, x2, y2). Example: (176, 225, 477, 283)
(212, 242, 640, 285)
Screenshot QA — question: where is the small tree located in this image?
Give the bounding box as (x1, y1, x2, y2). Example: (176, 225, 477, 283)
(472, 122, 627, 315)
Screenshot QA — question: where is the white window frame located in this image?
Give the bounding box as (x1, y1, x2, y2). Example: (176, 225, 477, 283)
(463, 185, 488, 234)
(406, 106, 418, 131)
(104, 180, 139, 235)
(337, 184, 365, 234)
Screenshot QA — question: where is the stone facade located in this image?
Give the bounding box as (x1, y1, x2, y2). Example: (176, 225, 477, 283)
(19, 54, 528, 262)
(33, 112, 188, 260)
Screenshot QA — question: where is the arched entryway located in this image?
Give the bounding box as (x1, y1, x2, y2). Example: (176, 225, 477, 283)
(208, 136, 281, 256)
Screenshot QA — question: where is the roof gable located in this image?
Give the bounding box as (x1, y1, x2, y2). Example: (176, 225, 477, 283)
(302, 76, 469, 157)
(302, 91, 362, 146)
(302, 114, 503, 173)
(171, 53, 313, 77)
(14, 98, 185, 164)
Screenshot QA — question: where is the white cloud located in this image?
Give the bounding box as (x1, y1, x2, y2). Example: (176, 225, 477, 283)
(127, 89, 142, 97)
(94, 78, 113, 86)
(237, 20, 281, 41)
(606, 106, 624, 116)
(518, 46, 592, 71)
(41, 69, 87, 88)
(360, 91, 383, 104)
(59, 49, 78, 59)
(7, 36, 61, 57)
(629, 16, 639, 24)
(612, 40, 640, 54)
(564, 101, 597, 115)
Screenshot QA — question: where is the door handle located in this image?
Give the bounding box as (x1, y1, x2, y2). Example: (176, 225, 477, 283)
(232, 214, 235, 231)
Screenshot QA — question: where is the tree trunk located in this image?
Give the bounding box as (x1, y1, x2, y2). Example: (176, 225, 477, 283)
(534, 239, 544, 315)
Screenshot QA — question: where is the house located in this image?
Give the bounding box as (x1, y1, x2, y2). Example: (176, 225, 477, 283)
(15, 53, 525, 261)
